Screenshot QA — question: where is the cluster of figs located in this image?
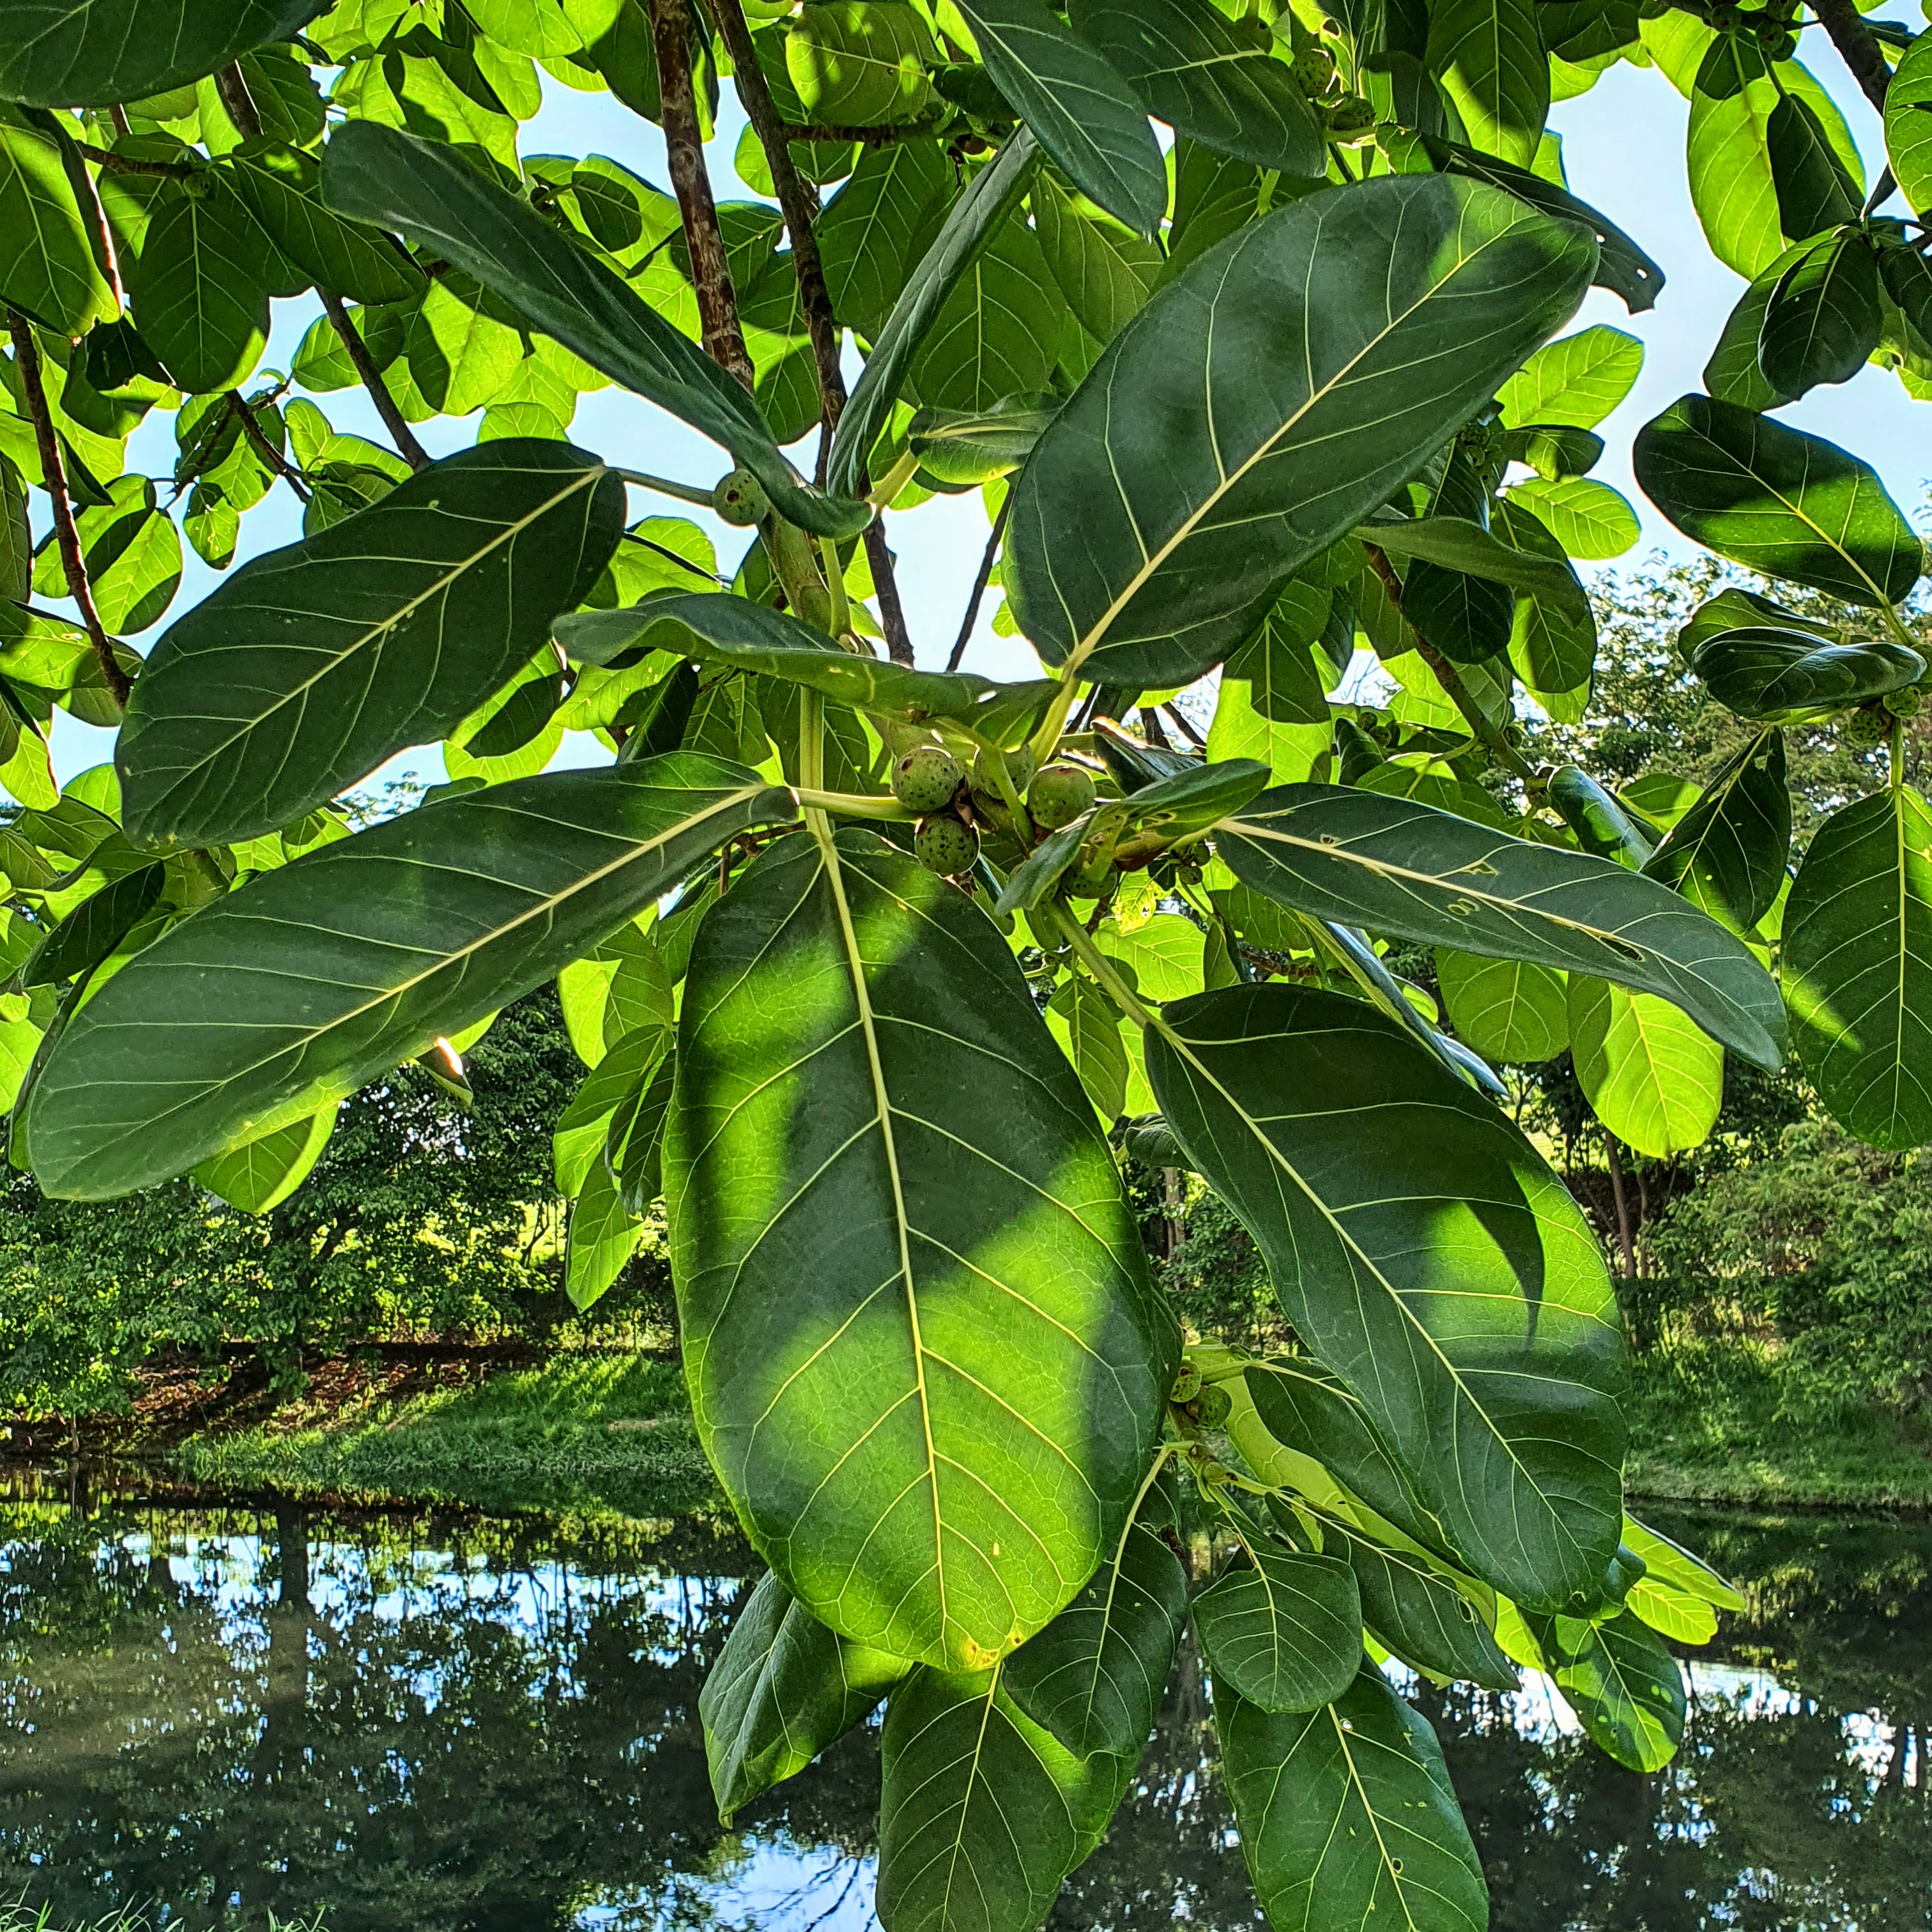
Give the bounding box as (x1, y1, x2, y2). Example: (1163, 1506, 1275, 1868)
(890, 740, 1096, 879)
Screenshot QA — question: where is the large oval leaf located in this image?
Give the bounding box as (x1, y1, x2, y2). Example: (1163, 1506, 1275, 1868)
(1639, 730, 1789, 933)
(1885, 24, 1932, 222)
(1568, 976, 1723, 1159)
(1147, 985, 1627, 1610)
(1435, 949, 1568, 1061)
(0, 109, 116, 334)
(1006, 173, 1595, 687)
(1784, 787, 1932, 1151)
(1425, 0, 1549, 168)
(1192, 1540, 1362, 1712)
(1216, 784, 1787, 1070)
(1686, 626, 1923, 721)
(1548, 1609, 1686, 1774)
(0, 0, 324, 107)
(320, 121, 868, 539)
(118, 440, 623, 849)
(1757, 227, 1881, 401)
(26, 756, 795, 1199)
(1633, 394, 1922, 608)
(668, 827, 1177, 1670)
(1219, 1667, 1488, 1932)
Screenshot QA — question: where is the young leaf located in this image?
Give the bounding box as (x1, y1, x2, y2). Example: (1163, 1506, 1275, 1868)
(1007, 174, 1596, 687)
(1425, 0, 1549, 169)
(1147, 985, 1628, 1610)
(1784, 787, 1932, 1152)
(25, 756, 798, 1199)
(319, 121, 869, 539)
(1621, 1513, 1745, 1612)
(1192, 1539, 1363, 1713)
(1216, 785, 1787, 1070)
(951, 0, 1165, 236)
(1435, 949, 1568, 1062)
(700, 1569, 910, 1823)
(1549, 1609, 1687, 1774)
(1568, 976, 1724, 1159)
(120, 440, 624, 848)
(1639, 730, 1790, 933)
(1218, 1667, 1487, 1932)
(1757, 228, 1881, 400)
(668, 829, 1178, 1670)
(1634, 395, 1922, 609)
(1361, 513, 1588, 622)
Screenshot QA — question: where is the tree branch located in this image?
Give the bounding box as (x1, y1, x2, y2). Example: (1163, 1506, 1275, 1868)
(782, 120, 937, 144)
(228, 391, 312, 502)
(73, 141, 198, 178)
(319, 289, 431, 471)
(947, 492, 1012, 671)
(1811, 0, 1894, 113)
(215, 62, 264, 139)
(6, 310, 130, 711)
(647, 0, 756, 389)
(864, 519, 914, 664)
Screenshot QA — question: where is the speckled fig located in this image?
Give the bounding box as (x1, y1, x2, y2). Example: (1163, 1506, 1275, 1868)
(892, 744, 965, 813)
(914, 813, 979, 876)
(1027, 763, 1096, 831)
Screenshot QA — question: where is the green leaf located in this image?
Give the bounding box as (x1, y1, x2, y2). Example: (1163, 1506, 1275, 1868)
(1758, 227, 1880, 399)
(826, 125, 1039, 502)
(1029, 171, 1160, 346)
(1634, 394, 1922, 609)
(876, 1660, 1131, 1932)
(668, 828, 1177, 1669)
(1621, 1512, 1744, 1612)
(1002, 1518, 1187, 1756)
(1545, 765, 1654, 868)
(1193, 1538, 1362, 1712)
(1639, 730, 1789, 933)
(559, 592, 1056, 747)
(907, 208, 1066, 411)
(1569, 976, 1723, 1158)
(19, 861, 164, 987)
(1685, 625, 1922, 722)
(1425, 0, 1549, 167)
(565, 1151, 640, 1310)
(1495, 323, 1643, 428)
(1049, 969, 1130, 1119)
(1361, 514, 1588, 622)
(0, 109, 116, 334)
(1885, 25, 1932, 221)
(553, 1023, 665, 1194)
(815, 136, 953, 338)
(1784, 786, 1932, 1152)
(43, 473, 181, 636)
(702, 1569, 910, 1823)
(226, 140, 423, 307)
(1218, 1667, 1487, 1932)
(123, 178, 270, 395)
(908, 394, 1053, 487)
(1549, 1609, 1686, 1774)
(320, 119, 869, 539)
(783, 1, 934, 125)
(24, 755, 797, 1199)
(0, 0, 325, 107)
(119, 440, 623, 849)
(1216, 785, 1786, 1070)
(1704, 236, 1816, 412)
(191, 1105, 334, 1215)
(1148, 984, 1627, 1609)
(952, 0, 1165, 236)
(609, 1039, 675, 1212)
(1068, 0, 1324, 177)
(1766, 91, 1860, 243)
(1502, 475, 1638, 560)
(1009, 174, 1593, 687)
(1435, 949, 1568, 1061)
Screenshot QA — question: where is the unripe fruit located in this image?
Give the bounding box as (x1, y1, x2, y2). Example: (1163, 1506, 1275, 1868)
(712, 466, 770, 526)
(1291, 47, 1335, 96)
(1194, 1384, 1232, 1427)
(1171, 1361, 1202, 1404)
(892, 744, 965, 812)
(1027, 762, 1096, 831)
(1885, 684, 1924, 719)
(1755, 22, 1796, 56)
(975, 741, 1036, 797)
(915, 813, 979, 876)
(1846, 702, 1892, 748)
(1326, 94, 1376, 139)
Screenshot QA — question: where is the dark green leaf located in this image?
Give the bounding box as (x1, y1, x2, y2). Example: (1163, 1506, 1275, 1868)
(1634, 394, 1922, 608)
(1193, 1538, 1362, 1712)
(701, 1569, 909, 1822)
(1491, 496, 1596, 707)
(1424, 0, 1549, 169)
(668, 828, 1177, 1669)
(1549, 1609, 1686, 1773)
(1502, 422, 1603, 481)
(1069, 0, 1324, 176)
(120, 440, 623, 848)
(908, 394, 1053, 487)
(1219, 1667, 1487, 1932)
(1008, 174, 1595, 687)
(1688, 625, 1922, 721)
(1362, 514, 1589, 623)
(1149, 985, 1627, 1609)
(320, 119, 868, 539)
(815, 135, 953, 337)
(18, 862, 164, 987)
(1767, 90, 1862, 242)
(1216, 785, 1787, 1069)
(907, 207, 1066, 411)
(1545, 765, 1653, 868)
(1784, 786, 1932, 1151)
(25, 756, 796, 1199)
(1639, 730, 1789, 933)
(953, 0, 1165, 235)
(1703, 237, 1817, 412)
(1758, 227, 1881, 399)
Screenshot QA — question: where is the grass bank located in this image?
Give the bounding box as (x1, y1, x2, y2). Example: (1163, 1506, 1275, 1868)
(169, 1352, 718, 1522)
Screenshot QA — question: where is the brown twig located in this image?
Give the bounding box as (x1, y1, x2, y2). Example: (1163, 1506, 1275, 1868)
(781, 121, 935, 145)
(947, 493, 1013, 671)
(6, 310, 130, 710)
(227, 392, 312, 502)
(1362, 542, 1532, 781)
(108, 105, 131, 138)
(864, 521, 914, 664)
(319, 289, 431, 471)
(1810, 0, 1894, 113)
(73, 141, 199, 178)
(215, 62, 264, 139)
(647, 0, 756, 389)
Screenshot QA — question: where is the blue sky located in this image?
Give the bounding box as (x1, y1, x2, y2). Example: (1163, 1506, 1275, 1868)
(42, 37, 1929, 785)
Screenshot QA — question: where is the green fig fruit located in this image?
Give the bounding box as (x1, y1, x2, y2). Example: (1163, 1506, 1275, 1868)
(1326, 94, 1375, 139)
(712, 466, 771, 526)
(1171, 1361, 1202, 1404)
(1846, 702, 1892, 748)
(1884, 684, 1923, 719)
(1027, 762, 1096, 831)
(1193, 1383, 1232, 1427)
(1291, 46, 1335, 95)
(892, 744, 965, 812)
(914, 812, 979, 877)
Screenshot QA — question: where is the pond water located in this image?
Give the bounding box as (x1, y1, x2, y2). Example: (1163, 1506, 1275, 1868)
(0, 1475, 1924, 1931)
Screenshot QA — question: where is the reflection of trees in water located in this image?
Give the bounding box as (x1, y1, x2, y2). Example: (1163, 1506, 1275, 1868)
(0, 1503, 1923, 1930)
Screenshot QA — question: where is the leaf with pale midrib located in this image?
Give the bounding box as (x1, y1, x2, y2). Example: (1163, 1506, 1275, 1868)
(668, 827, 1177, 1671)
(1640, 729, 1788, 932)
(119, 440, 624, 848)
(26, 756, 797, 1200)
(1548, 1609, 1686, 1773)
(1006, 174, 1595, 687)
(1147, 985, 1628, 1610)
(1193, 1538, 1361, 1712)
(1216, 783, 1786, 1069)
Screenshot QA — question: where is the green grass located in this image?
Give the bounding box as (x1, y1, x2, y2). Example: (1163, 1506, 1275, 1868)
(0, 1910, 325, 1932)
(171, 1353, 719, 1523)
(1625, 1341, 1932, 1510)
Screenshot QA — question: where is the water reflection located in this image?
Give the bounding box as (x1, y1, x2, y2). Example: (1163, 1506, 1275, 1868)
(0, 1482, 1923, 1930)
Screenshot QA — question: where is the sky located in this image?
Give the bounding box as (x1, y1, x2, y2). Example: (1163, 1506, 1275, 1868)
(36, 34, 1931, 787)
